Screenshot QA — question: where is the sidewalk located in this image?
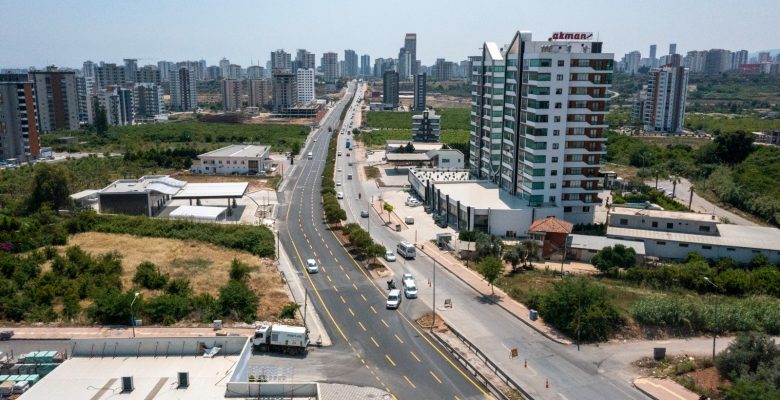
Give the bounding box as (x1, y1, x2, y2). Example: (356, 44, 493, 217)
(416, 242, 571, 345)
(633, 378, 700, 400)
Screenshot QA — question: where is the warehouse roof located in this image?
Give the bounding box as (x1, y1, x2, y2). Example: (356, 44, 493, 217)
(568, 234, 646, 255)
(100, 176, 186, 195)
(169, 206, 227, 221)
(172, 182, 248, 199)
(607, 224, 780, 251)
(198, 144, 270, 159)
(610, 207, 718, 223)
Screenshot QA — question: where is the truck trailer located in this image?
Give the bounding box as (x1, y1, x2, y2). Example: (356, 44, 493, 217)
(252, 324, 309, 355)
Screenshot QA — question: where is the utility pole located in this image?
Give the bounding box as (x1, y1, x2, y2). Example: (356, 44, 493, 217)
(431, 258, 436, 333)
(688, 186, 694, 210)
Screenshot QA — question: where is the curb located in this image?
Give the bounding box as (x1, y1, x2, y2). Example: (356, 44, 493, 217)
(417, 245, 570, 346)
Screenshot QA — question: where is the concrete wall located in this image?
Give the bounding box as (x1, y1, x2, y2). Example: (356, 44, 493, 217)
(609, 236, 780, 264)
(225, 382, 319, 398)
(70, 337, 248, 358)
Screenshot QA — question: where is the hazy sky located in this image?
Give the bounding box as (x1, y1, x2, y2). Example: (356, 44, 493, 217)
(2, 0, 778, 68)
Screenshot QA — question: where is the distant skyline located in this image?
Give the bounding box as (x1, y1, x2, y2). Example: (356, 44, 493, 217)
(1, 0, 779, 69)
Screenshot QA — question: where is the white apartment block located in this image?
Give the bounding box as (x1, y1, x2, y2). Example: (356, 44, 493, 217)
(296, 68, 315, 104)
(134, 83, 163, 118)
(29, 67, 80, 132)
(221, 79, 242, 112)
(470, 31, 611, 225)
(170, 67, 197, 111)
(641, 57, 689, 133)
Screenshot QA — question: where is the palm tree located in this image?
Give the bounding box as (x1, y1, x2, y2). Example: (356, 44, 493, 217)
(671, 175, 681, 199)
(520, 239, 540, 268)
(653, 166, 667, 190)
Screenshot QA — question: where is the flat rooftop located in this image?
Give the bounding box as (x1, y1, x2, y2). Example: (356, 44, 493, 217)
(610, 206, 718, 223)
(568, 234, 646, 255)
(435, 181, 530, 210)
(385, 140, 444, 152)
(199, 144, 270, 159)
(100, 175, 186, 195)
(607, 224, 780, 251)
(411, 169, 470, 184)
(173, 182, 248, 199)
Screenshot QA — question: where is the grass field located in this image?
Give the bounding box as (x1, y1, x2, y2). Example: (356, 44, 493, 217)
(685, 113, 780, 134)
(358, 129, 470, 147)
(59, 232, 290, 321)
(636, 135, 713, 150)
(364, 108, 470, 130)
(41, 122, 311, 153)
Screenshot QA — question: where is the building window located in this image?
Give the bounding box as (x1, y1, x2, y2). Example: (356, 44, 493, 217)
(619, 218, 628, 225)
(564, 206, 572, 212)
(726, 248, 735, 251)
(554, 116, 561, 122)
(702, 245, 712, 250)
(551, 157, 558, 162)
(558, 60, 565, 67)
(549, 196, 556, 203)
(551, 170, 558, 176)
(679, 243, 689, 248)
(553, 129, 560, 136)
(666, 222, 673, 229)
(556, 88, 563, 95)
(550, 183, 557, 189)
(657, 241, 666, 245)
(698, 226, 711, 232)
(552, 143, 559, 149)
(555, 103, 562, 109)
(652, 221, 658, 228)
(582, 206, 590, 212)
(556, 74, 564, 81)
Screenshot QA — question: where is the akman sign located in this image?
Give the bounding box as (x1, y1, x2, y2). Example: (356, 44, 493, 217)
(551, 32, 593, 40)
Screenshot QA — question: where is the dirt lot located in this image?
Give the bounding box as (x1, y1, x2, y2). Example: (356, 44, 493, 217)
(56, 232, 291, 321)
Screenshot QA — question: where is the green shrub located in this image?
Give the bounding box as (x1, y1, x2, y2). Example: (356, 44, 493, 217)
(538, 277, 623, 342)
(133, 261, 169, 290)
(279, 302, 300, 319)
(219, 280, 259, 323)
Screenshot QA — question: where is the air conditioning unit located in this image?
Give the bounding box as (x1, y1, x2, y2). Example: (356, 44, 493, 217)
(178, 372, 189, 389)
(121, 376, 134, 393)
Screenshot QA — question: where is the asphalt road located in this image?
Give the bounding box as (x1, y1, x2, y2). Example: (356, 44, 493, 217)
(335, 100, 647, 398)
(277, 81, 489, 400)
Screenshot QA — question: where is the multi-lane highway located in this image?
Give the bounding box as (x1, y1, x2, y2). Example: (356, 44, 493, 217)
(277, 81, 490, 399)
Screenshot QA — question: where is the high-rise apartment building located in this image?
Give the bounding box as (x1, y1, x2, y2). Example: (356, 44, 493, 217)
(246, 66, 264, 80)
(157, 61, 173, 82)
(227, 64, 242, 80)
(404, 33, 418, 76)
(247, 79, 271, 108)
(123, 59, 138, 83)
(649, 44, 657, 67)
(134, 83, 163, 118)
(321, 52, 338, 82)
(669, 43, 677, 55)
(271, 70, 297, 113)
(704, 49, 732, 74)
(684, 51, 707, 73)
(82, 61, 96, 78)
(758, 51, 771, 63)
(96, 63, 125, 89)
(623, 51, 641, 74)
(433, 58, 454, 81)
(640, 55, 688, 133)
(470, 31, 611, 222)
(373, 58, 385, 78)
(413, 72, 427, 111)
(398, 48, 411, 80)
(170, 67, 197, 111)
(219, 58, 231, 79)
(29, 67, 80, 132)
(221, 79, 242, 112)
(295, 49, 316, 71)
(0, 74, 40, 161)
(412, 109, 440, 142)
(296, 68, 315, 104)
(136, 65, 161, 85)
(206, 65, 222, 80)
(94, 86, 133, 126)
(76, 76, 94, 123)
(176, 61, 205, 81)
(732, 50, 749, 69)
(360, 55, 371, 76)
(382, 70, 399, 109)
(271, 49, 292, 71)
(344, 50, 359, 77)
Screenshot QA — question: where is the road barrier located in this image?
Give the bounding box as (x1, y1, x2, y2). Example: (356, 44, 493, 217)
(443, 324, 534, 400)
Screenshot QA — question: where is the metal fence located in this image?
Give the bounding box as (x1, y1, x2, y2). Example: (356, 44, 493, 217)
(436, 324, 534, 400)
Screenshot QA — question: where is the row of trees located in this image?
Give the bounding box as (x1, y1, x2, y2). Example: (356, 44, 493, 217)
(342, 223, 385, 263)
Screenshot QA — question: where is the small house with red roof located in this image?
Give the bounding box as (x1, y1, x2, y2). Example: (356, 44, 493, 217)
(528, 216, 573, 259)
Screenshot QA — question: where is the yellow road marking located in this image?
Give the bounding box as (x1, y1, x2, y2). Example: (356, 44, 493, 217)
(348, 307, 355, 317)
(332, 285, 339, 293)
(326, 275, 332, 282)
(360, 294, 367, 302)
(430, 371, 443, 384)
(340, 295, 346, 304)
(385, 354, 396, 367)
(381, 319, 389, 328)
(404, 375, 416, 389)
(358, 321, 366, 331)
(394, 334, 404, 344)
(370, 336, 379, 347)
(370, 305, 377, 314)
(410, 351, 421, 362)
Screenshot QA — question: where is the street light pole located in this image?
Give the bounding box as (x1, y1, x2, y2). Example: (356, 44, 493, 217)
(704, 277, 720, 360)
(431, 258, 436, 333)
(130, 292, 140, 338)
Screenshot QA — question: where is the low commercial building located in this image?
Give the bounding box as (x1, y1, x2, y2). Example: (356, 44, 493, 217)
(408, 168, 560, 237)
(191, 145, 271, 175)
(384, 140, 463, 168)
(606, 206, 780, 263)
(528, 216, 573, 258)
(567, 234, 646, 264)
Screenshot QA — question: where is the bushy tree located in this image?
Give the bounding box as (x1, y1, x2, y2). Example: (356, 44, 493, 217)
(539, 277, 623, 342)
(29, 163, 72, 213)
(476, 232, 503, 259)
(219, 280, 259, 323)
(228, 258, 253, 282)
(144, 294, 192, 325)
(89, 289, 137, 325)
(477, 256, 503, 294)
(502, 245, 522, 271)
(133, 262, 169, 290)
(716, 332, 779, 380)
(714, 130, 755, 165)
(591, 244, 637, 274)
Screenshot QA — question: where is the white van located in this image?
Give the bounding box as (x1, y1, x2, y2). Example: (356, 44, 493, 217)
(307, 152, 313, 160)
(386, 289, 402, 309)
(396, 241, 416, 259)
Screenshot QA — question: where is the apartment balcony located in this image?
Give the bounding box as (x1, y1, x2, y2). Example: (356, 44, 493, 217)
(565, 145, 606, 154)
(565, 133, 607, 141)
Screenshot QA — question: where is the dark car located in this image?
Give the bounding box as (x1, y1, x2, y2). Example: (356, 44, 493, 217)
(0, 330, 14, 340)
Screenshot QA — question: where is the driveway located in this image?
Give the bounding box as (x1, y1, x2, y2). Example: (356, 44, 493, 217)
(652, 178, 759, 226)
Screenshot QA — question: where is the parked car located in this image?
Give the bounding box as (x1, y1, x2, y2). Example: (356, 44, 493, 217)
(360, 210, 369, 218)
(386, 289, 402, 309)
(0, 330, 13, 340)
(384, 250, 396, 262)
(337, 192, 344, 199)
(402, 273, 415, 288)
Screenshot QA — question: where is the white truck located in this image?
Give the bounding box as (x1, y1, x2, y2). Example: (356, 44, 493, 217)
(252, 324, 309, 355)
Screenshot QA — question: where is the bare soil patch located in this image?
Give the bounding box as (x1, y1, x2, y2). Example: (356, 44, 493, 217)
(57, 232, 291, 321)
(416, 312, 448, 333)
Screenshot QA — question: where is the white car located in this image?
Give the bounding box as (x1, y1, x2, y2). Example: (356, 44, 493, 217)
(337, 151, 342, 156)
(402, 273, 415, 288)
(337, 167, 342, 172)
(404, 283, 418, 299)
(337, 192, 344, 199)
(385, 250, 396, 262)
(336, 181, 342, 186)
(306, 259, 319, 273)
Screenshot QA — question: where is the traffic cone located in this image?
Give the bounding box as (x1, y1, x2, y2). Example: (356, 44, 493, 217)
(545, 379, 549, 389)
